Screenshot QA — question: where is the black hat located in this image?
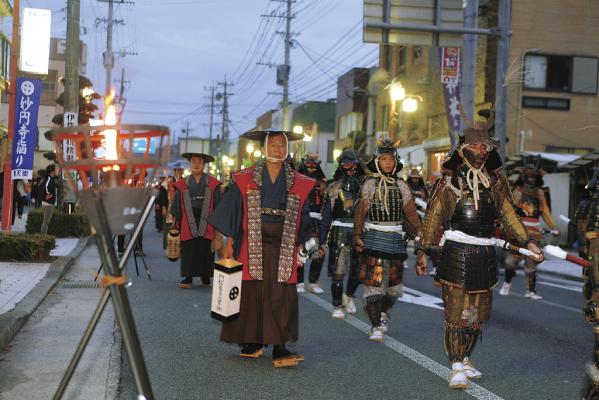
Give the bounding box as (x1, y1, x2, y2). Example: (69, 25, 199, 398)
(181, 153, 215, 163)
(241, 129, 304, 142)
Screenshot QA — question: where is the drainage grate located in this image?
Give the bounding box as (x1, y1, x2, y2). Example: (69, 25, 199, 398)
(62, 280, 101, 289)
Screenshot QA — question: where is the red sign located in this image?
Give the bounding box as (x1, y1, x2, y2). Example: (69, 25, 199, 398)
(441, 47, 461, 84)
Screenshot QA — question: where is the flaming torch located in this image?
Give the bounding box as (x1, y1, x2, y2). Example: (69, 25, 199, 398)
(45, 93, 169, 400)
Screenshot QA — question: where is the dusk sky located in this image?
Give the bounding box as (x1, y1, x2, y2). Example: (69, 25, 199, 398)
(18, 0, 378, 141)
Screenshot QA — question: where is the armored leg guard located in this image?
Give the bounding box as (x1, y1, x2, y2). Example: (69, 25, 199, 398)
(365, 295, 384, 327)
(331, 279, 344, 308)
(381, 294, 397, 313)
(504, 268, 516, 284)
(525, 271, 537, 293)
(346, 258, 361, 297)
(445, 324, 473, 363)
(464, 328, 481, 358)
(297, 266, 304, 284)
(309, 258, 324, 283)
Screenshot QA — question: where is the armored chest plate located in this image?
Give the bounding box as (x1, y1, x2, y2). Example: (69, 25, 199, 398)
(450, 186, 497, 237)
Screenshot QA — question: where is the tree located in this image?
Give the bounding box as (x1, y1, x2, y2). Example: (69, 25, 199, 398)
(52, 75, 101, 126)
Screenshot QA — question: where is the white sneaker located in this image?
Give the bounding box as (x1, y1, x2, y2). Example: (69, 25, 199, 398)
(343, 293, 357, 314)
(448, 362, 469, 389)
(368, 326, 384, 342)
(499, 282, 511, 296)
(296, 283, 305, 293)
(525, 291, 542, 300)
(332, 307, 345, 319)
(380, 312, 389, 333)
(307, 283, 324, 294)
(462, 357, 482, 379)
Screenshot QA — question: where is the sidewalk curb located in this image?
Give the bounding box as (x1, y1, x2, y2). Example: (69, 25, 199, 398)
(0, 236, 91, 350)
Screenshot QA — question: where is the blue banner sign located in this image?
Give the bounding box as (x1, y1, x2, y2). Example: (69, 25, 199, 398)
(11, 77, 42, 180)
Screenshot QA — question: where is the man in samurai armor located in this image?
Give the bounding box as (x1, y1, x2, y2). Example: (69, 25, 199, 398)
(353, 139, 421, 342)
(208, 130, 315, 367)
(296, 153, 328, 294)
(578, 168, 599, 399)
(171, 151, 221, 289)
(498, 156, 559, 299)
(414, 114, 543, 389)
(407, 168, 429, 215)
(321, 149, 365, 319)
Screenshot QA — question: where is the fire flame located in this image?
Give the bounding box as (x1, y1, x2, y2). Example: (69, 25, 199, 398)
(103, 91, 118, 160)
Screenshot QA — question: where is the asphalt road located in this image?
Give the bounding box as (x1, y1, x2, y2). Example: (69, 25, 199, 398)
(117, 223, 592, 400)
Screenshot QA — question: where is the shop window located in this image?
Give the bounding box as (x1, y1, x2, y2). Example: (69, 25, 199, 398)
(338, 112, 362, 140)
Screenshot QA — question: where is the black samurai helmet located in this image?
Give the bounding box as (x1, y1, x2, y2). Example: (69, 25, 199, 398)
(298, 153, 326, 180)
(366, 138, 403, 176)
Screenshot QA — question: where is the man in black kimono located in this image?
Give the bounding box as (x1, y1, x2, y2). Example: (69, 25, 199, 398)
(208, 130, 315, 367)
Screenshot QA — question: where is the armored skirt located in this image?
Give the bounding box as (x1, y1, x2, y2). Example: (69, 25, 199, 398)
(220, 221, 299, 345)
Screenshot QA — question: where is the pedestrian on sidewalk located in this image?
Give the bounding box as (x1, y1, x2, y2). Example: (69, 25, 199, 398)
(414, 111, 543, 390)
(40, 164, 58, 234)
(171, 151, 221, 288)
(208, 130, 314, 367)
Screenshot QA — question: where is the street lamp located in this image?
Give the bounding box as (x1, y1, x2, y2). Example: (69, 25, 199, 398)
(246, 143, 255, 154)
(293, 125, 303, 134)
(389, 80, 406, 102)
(227, 158, 234, 166)
(402, 97, 418, 113)
(253, 149, 262, 158)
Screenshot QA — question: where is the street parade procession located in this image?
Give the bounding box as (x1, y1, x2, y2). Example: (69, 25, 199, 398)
(2, 1, 599, 399)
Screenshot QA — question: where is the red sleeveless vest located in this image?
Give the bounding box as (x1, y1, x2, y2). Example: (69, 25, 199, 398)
(175, 175, 221, 241)
(233, 166, 314, 284)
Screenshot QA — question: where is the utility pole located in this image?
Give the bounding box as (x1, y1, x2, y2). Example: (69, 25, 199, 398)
(104, 0, 114, 96)
(494, 0, 511, 161)
(0, 0, 19, 231)
(206, 85, 216, 157)
(115, 68, 129, 123)
(217, 78, 232, 155)
(62, 0, 82, 214)
(97, 0, 131, 97)
(64, 0, 80, 119)
(460, 0, 479, 132)
(266, 0, 295, 130)
(181, 120, 193, 153)
(282, 0, 293, 131)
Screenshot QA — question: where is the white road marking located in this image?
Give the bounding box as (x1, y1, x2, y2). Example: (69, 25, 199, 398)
(400, 286, 444, 310)
(538, 280, 582, 293)
(303, 292, 504, 400)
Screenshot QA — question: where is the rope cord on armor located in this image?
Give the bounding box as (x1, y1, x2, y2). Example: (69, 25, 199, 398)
(373, 159, 396, 216)
(462, 157, 490, 211)
(264, 132, 288, 163)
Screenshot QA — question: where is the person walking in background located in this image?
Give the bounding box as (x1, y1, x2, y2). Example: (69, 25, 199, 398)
(40, 164, 58, 234)
(15, 179, 27, 219)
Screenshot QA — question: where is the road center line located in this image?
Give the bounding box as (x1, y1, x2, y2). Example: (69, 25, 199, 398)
(509, 292, 581, 313)
(302, 292, 504, 400)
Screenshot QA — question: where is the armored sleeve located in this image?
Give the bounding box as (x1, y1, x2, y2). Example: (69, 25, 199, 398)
(419, 177, 456, 249)
(492, 175, 529, 245)
(538, 188, 558, 229)
(397, 180, 422, 237)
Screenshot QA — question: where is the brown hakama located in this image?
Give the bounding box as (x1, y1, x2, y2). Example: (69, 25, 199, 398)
(220, 221, 299, 345)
